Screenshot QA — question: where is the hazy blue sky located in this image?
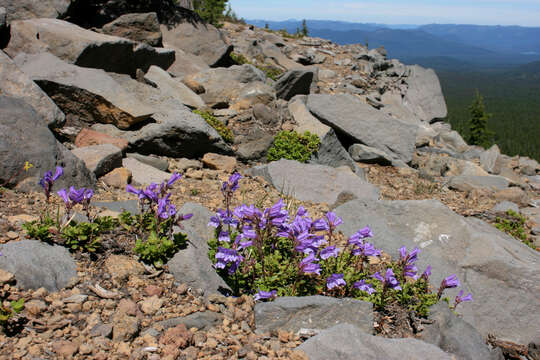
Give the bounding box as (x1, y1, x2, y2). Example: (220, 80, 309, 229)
(228, 0, 540, 26)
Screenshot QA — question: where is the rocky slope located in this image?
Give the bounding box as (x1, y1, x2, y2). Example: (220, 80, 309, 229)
(0, 2, 539, 359)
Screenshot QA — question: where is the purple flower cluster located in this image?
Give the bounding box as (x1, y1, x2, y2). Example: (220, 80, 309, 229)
(126, 173, 192, 224)
(372, 268, 402, 291)
(254, 289, 277, 301)
(39, 166, 63, 201)
(399, 246, 420, 280)
(57, 186, 94, 213)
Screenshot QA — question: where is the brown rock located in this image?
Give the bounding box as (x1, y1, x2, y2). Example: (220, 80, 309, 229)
(101, 167, 132, 188)
(159, 324, 191, 349)
(116, 299, 138, 317)
(140, 295, 164, 315)
(75, 128, 128, 152)
(25, 299, 47, 316)
(112, 314, 140, 342)
(144, 285, 163, 297)
(182, 78, 205, 94)
(494, 187, 529, 207)
(7, 214, 39, 225)
(104, 255, 145, 283)
(202, 153, 237, 172)
(52, 341, 78, 358)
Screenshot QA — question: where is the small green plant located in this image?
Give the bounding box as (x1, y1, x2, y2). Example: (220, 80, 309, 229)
(22, 216, 56, 243)
(191, 189, 199, 196)
(495, 210, 535, 249)
(230, 52, 250, 65)
(258, 65, 283, 81)
(0, 299, 25, 333)
(134, 230, 188, 268)
(194, 109, 234, 143)
(61, 217, 116, 252)
(267, 131, 320, 163)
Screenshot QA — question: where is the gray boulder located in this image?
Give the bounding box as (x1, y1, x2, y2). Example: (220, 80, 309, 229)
(447, 175, 509, 191)
(349, 144, 394, 166)
(519, 156, 539, 176)
(144, 65, 205, 109)
(71, 144, 123, 177)
(100, 12, 162, 47)
(185, 64, 270, 107)
(167, 203, 232, 296)
(0, 0, 69, 21)
(307, 94, 418, 164)
(274, 69, 314, 101)
(0, 7, 7, 47)
(310, 130, 366, 178)
(95, 74, 232, 158)
(403, 65, 448, 123)
(5, 18, 174, 76)
(436, 130, 469, 153)
(480, 144, 501, 174)
(165, 47, 209, 79)
(0, 95, 94, 189)
(160, 20, 232, 67)
(15, 52, 154, 131)
(126, 153, 168, 172)
(289, 98, 365, 175)
(491, 201, 519, 214)
(92, 200, 140, 215)
(247, 159, 379, 206)
(255, 296, 373, 334)
(122, 158, 170, 185)
(420, 302, 503, 360)
(297, 324, 453, 360)
(334, 199, 540, 344)
(0, 50, 65, 130)
(0, 240, 77, 292)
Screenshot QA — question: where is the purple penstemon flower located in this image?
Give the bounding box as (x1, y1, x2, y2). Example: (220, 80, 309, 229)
(421, 265, 432, 281)
(353, 280, 376, 295)
(221, 172, 242, 195)
(325, 212, 343, 229)
(438, 274, 460, 299)
(453, 290, 473, 309)
(351, 241, 381, 257)
(39, 166, 63, 201)
(299, 253, 321, 275)
(348, 226, 374, 246)
(320, 245, 340, 260)
(372, 268, 402, 291)
(254, 289, 277, 301)
(326, 273, 346, 290)
(166, 172, 182, 188)
(215, 247, 244, 274)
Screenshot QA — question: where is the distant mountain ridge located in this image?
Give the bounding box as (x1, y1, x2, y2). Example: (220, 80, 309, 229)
(247, 19, 540, 68)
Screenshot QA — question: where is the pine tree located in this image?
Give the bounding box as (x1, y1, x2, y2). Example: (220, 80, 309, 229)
(301, 19, 309, 36)
(468, 90, 494, 148)
(192, 0, 228, 26)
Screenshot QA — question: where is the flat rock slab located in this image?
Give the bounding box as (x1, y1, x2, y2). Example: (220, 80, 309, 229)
(0, 50, 65, 129)
(167, 203, 231, 296)
(448, 175, 509, 191)
(0, 0, 69, 21)
(255, 296, 373, 334)
(247, 159, 379, 206)
(297, 323, 453, 360)
(71, 144, 122, 177)
(334, 199, 540, 344)
(6, 18, 173, 76)
(307, 94, 418, 164)
(122, 158, 170, 185)
(75, 128, 128, 152)
(403, 65, 448, 123)
(126, 153, 169, 172)
(0, 95, 94, 190)
(0, 240, 77, 292)
(274, 69, 314, 101)
(15, 52, 153, 130)
(144, 65, 205, 110)
(420, 302, 503, 360)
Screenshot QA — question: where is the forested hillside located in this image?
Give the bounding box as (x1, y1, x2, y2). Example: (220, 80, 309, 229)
(439, 67, 540, 161)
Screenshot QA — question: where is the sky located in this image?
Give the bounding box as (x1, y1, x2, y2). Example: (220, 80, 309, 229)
(228, 0, 540, 27)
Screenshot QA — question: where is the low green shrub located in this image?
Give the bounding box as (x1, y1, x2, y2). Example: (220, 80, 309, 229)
(194, 109, 234, 144)
(495, 209, 535, 249)
(267, 130, 320, 163)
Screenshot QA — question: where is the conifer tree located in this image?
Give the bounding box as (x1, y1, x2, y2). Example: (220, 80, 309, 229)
(468, 90, 494, 148)
(301, 19, 309, 36)
(192, 0, 228, 26)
